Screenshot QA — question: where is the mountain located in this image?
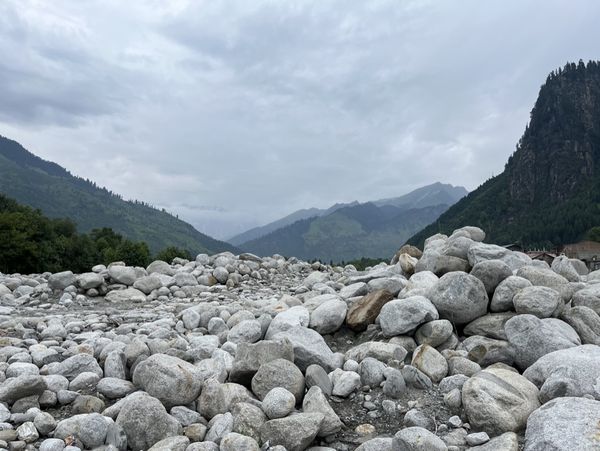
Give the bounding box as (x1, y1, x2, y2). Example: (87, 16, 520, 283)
(408, 60, 600, 248)
(237, 183, 467, 261)
(228, 183, 466, 246)
(0, 135, 238, 255)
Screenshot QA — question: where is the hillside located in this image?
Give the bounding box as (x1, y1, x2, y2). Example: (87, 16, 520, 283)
(229, 183, 466, 247)
(0, 135, 238, 255)
(408, 61, 600, 248)
(241, 202, 449, 262)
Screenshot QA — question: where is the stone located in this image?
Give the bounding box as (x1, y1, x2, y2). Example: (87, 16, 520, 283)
(197, 379, 254, 420)
(427, 272, 489, 325)
(265, 306, 310, 338)
(377, 296, 439, 337)
(345, 341, 408, 363)
(513, 286, 561, 318)
(220, 432, 259, 451)
(205, 412, 233, 444)
(523, 344, 600, 403)
(105, 287, 147, 303)
(16, 421, 38, 443)
(401, 365, 433, 390)
(108, 265, 138, 285)
(77, 272, 104, 290)
(71, 394, 105, 413)
(467, 243, 529, 270)
(392, 426, 447, 450)
(411, 344, 448, 383)
(48, 271, 76, 290)
(524, 397, 600, 451)
(96, 377, 136, 399)
(358, 357, 387, 387)
(339, 282, 368, 299)
(403, 409, 435, 431)
(462, 335, 516, 367)
(260, 413, 324, 451)
(467, 432, 518, 451)
(462, 367, 540, 435)
(54, 413, 110, 449)
(561, 305, 600, 345)
(504, 314, 580, 370)
(132, 354, 204, 408)
(356, 437, 394, 451)
(303, 271, 329, 288)
(309, 298, 347, 334)
(0, 375, 46, 404)
(34, 411, 57, 435)
(229, 339, 294, 384)
(432, 255, 471, 276)
(551, 255, 580, 282)
(133, 275, 163, 294)
(463, 313, 516, 340)
(231, 402, 266, 443)
(448, 356, 481, 377)
(147, 436, 189, 451)
(415, 320, 453, 347)
(571, 284, 600, 315)
(330, 369, 361, 397)
(116, 393, 181, 450)
(227, 320, 262, 344)
(346, 289, 394, 331)
(251, 358, 305, 402)
(516, 266, 569, 298)
(305, 364, 333, 395)
(490, 276, 532, 312)
(470, 260, 512, 295)
(262, 387, 295, 419)
(302, 386, 342, 437)
(383, 367, 407, 398)
(272, 326, 341, 372)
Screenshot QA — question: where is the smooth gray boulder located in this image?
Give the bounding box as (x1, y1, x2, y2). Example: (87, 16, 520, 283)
(377, 296, 439, 337)
(561, 305, 600, 345)
(251, 358, 305, 402)
(345, 341, 407, 363)
(197, 379, 254, 420)
(504, 314, 580, 369)
(464, 313, 516, 340)
(229, 339, 294, 384)
(132, 354, 204, 408)
(309, 298, 347, 334)
(513, 286, 562, 318)
(571, 284, 600, 315)
(516, 266, 569, 299)
(48, 271, 76, 290)
(273, 326, 341, 372)
(550, 255, 580, 282)
(392, 426, 447, 450)
(116, 393, 181, 450)
(524, 397, 600, 451)
(415, 319, 453, 347)
(523, 344, 600, 403)
(260, 413, 324, 451)
(53, 413, 109, 449)
(302, 386, 343, 437)
(470, 259, 512, 295)
(491, 276, 532, 312)
(427, 272, 489, 325)
(463, 367, 540, 436)
(0, 375, 46, 404)
(411, 344, 448, 383)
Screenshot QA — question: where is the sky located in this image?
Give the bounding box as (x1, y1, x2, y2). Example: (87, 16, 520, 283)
(1, 0, 599, 239)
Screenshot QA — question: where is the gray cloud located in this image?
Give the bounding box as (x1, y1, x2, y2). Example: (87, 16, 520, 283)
(1, 0, 599, 238)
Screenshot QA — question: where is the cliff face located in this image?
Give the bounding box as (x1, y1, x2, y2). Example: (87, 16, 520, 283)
(408, 61, 600, 248)
(507, 61, 600, 204)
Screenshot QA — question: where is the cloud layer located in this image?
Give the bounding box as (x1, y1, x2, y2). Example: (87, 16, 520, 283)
(1, 0, 599, 238)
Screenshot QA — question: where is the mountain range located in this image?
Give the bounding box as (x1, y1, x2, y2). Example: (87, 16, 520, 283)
(408, 60, 600, 248)
(233, 183, 467, 261)
(0, 135, 237, 255)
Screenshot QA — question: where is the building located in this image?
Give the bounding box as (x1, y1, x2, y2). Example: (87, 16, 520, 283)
(527, 250, 557, 266)
(561, 241, 600, 271)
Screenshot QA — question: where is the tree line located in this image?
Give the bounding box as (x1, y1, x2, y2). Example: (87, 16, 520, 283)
(0, 194, 192, 274)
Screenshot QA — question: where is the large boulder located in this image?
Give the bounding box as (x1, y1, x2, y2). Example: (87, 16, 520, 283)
(571, 284, 600, 315)
(53, 413, 110, 449)
(0, 375, 46, 404)
(490, 276, 532, 312)
(392, 426, 447, 450)
(251, 358, 305, 402)
(561, 305, 600, 345)
(411, 344, 448, 383)
(105, 287, 146, 303)
(302, 386, 343, 437)
(229, 339, 294, 384)
(52, 354, 103, 381)
(516, 266, 569, 299)
(132, 354, 204, 408)
(108, 265, 138, 285)
(346, 290, 394, 331)
(467, 243, 530, 270)
(197, 379, 254, 420)
(260, 413, 324, 451)
(550, 255, 580, 282)
(377, 296, 439, 337)
(309, 298, 347, 334)
(48, 271, 76, 290)
(116, 393, 181, 450)
(470, 259, 512, 295)
(513, 286, 562, 318)
(523, 345, 600, 403)
(524, 397, 600, 451)
(427, 272, 489, 325)
(504, 314, 580, 370)
(273, 326, 341, 372)
(77, 272, 105, 289)
(462, 367, 540, 436)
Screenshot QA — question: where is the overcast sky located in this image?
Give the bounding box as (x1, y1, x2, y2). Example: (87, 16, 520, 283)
(1, 0, 599, 239)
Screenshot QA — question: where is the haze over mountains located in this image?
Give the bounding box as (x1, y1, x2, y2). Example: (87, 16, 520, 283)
(233, 183, 467, 262)
(409, 61, 600, 248)
(0, 135, 237, 255)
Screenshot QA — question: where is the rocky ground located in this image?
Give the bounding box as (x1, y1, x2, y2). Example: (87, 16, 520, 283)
(1, 225, 600, 451)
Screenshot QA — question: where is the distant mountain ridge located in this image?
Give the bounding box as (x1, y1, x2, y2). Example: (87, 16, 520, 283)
(0, 135, 238, 255)
(236, 183, 467, 261)
(408, 61, 600, 248)
(228, 182, 467, 247)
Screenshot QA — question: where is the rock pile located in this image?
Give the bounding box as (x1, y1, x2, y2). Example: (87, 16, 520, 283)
(1, 227, 599, 450)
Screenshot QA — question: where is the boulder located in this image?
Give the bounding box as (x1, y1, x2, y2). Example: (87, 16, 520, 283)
(550, 255, 580, 282)
(251, 358, 305, 402)
(302, 386, 343, 437)
(504, 314, 580, 370)
(415, 320, 454, 347)
(345, 341, 408, 364)
(309, 298, 347, 334)
(516, 266, 569, 298)
(262, 387, 295, 419)
(462, 367, 540, 436)
(470, 259, 512, 295)
(490, 276, 532, 312)
(571, 284, 600, 315)
(392, 426, 447, 450)
(108, 265, 138, 285)
(377, 296, 439, 337)
(260, 413, 324, 451)
(346, 290, 394, 331)
(524, 397, 600, 451)
(411, 345, 448, 383)
(229, 339, 294, 384)
(197, 379, 254, 420)
(132, 354, 204, 408)
(48, 271, 76, 290)
(105, 287, 146, 303)
(561, 305, 600, 345)
(523, 344, 600, 403)
(0, 375, 46, 404)
(54, 413, 110, 449)
(427, 272, 489, 325)
(273, 326, 341, 372)
(513, 286, 562, 318)
(463, 313, 516, 340)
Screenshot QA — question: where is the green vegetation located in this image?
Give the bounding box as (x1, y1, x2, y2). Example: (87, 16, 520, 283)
(0, 135, 238, 255)
(0, 194, 190, 274)
(408, 61, 600, 249)
(586, 227, 600, 243)
(154, 246, 193, 262)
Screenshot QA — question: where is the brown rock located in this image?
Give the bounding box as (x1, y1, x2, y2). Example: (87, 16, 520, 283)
(346, 290, 394, 331)
(391, 245, 423, 264)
